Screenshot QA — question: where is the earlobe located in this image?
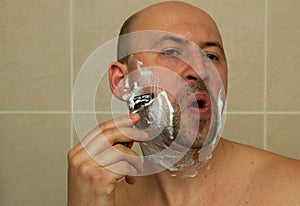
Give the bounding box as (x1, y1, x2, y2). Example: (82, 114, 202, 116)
(109, 61, 128, 100)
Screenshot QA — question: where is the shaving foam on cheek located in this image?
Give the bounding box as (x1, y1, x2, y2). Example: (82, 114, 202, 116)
(122, 59, 175, 140)
(149, 91, 175, 140)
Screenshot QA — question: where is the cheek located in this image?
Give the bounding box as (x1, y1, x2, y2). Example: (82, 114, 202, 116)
(217, 68, 228, 93)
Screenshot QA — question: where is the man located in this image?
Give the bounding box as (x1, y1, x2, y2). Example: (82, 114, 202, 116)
(68, 1, 300, 205)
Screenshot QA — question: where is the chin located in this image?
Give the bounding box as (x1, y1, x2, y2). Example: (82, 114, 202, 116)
(172, 115, 211, 148)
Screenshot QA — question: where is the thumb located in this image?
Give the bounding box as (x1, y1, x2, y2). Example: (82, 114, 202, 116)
(125, 175, 137, 185)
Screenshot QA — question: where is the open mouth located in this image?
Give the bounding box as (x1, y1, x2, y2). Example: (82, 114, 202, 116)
(187, 92, 211, 117)
(191, 99, 206, 109)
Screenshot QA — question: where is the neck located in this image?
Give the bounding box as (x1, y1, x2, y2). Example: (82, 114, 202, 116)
(140, 138, 227, 204)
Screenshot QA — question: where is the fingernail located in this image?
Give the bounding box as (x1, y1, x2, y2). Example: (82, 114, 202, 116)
(130, 113, 138, 120)
(140, 131, 148, 140)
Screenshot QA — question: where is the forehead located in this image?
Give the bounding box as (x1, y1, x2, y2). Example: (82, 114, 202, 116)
(129, 5, 223, 46)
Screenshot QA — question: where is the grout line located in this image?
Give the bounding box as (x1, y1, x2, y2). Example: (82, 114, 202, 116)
(69, 0, 74, 148)
(226, 111, 300, 115)
(265, 111, 300, 115)
(1, 110, 300, 114)
(0, 110, 300, 115)
(0, 111, 71, 114)
(263, 0, 269, 150)
(225, 111, 264, 115)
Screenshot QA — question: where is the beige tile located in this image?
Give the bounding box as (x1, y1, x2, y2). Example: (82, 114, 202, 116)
(73, 70, 115, 114)
(73, 0, 164, 112)
(0, 0, 70, 110)
(0, 114, 70, 206)
(72, 0, 163, 75)
(267, 115, 300, 160)
(222, 114, 264, 149)
(267, 0, 300, 111)
(189, 0, 265, 111)
(94, 72, 130, 112)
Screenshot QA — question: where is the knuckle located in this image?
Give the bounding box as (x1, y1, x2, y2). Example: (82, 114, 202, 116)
(103, 185, 117, 196)
(101, 128, 115, 139)
(119, 161, 137, 175)
(78, 163, 108, 185)
(98, 123, 105, 132)
(67, 146, 80, 161)
(120, 161, 131, 171)
(68, 154, 81, 168)
(67, 150, 73, 160)
(79, 165, 104, 185)
(98, 120, 114, 132)
(88, 172, 105, 185)
(113, 144, 127, 153)
(78, 162, 91, 175)
(113, 144, 138, 158)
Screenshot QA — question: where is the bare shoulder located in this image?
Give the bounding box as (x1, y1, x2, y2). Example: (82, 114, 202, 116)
(223, 138, 300, 204)
(256, 150, 300, 204)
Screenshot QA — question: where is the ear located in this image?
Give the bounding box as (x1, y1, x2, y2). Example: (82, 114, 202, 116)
(109, 61, 128, 100)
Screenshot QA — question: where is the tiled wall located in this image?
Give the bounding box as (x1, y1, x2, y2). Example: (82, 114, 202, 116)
(0, 0, 299, 205)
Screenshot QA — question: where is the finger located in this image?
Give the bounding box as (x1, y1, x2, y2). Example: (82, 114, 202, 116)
(125, 175, 137, 185)
(99, 113, 140, 131)
(93, 144, 144, 174)
(70, 113, 141, 156)
(84, 127, 148, 156)
(69, 142, 140, 169)
(105, 161, 139, 176)
(80, 113, 137, 146)
(69, 126, 102, 157)
(70, 128, 147, 165)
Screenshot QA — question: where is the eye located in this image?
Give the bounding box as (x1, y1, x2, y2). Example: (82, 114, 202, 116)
(203, 53, 219, 61)
(162, 48, 181, 57)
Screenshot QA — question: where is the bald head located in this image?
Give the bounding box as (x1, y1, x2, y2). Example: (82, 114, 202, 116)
(123, 2, 220, 38)
(118, 1, 224, 63)
(114, 1, 228, 100)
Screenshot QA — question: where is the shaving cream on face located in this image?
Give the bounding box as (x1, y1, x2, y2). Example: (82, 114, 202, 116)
(124, 68, 200, 173)
(121, 59, 225, 177)
(148, 91, 174, 140)
(122, 59, 175, 140)
(126, 86, 175, 141)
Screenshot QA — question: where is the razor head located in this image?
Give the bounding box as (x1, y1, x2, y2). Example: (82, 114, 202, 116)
(132, 93, 155, 112)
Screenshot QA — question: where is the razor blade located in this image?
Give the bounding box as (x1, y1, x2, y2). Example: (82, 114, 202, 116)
(132, 93, 155, 113)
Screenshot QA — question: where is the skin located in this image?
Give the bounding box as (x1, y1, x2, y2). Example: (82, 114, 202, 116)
(68, 1, 300, 206)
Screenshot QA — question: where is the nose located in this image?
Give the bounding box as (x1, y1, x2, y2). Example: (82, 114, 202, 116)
(181, 58, 208, 84)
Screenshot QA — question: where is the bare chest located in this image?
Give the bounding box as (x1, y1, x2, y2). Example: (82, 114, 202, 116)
(115, 181, 270, 206)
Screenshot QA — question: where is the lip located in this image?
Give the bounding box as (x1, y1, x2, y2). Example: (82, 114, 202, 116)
(187, 92, 211, 118)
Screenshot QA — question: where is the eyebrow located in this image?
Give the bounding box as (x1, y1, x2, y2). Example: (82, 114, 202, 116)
(151, 34, 189, 48)
(201, 41, 225, 56)
(159, 34, 190, 44)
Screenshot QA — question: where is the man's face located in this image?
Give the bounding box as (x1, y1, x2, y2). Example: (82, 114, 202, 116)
(126, 49, 220, 149)
(124, 11, 227, 147)
(118, 5, 227, 156)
